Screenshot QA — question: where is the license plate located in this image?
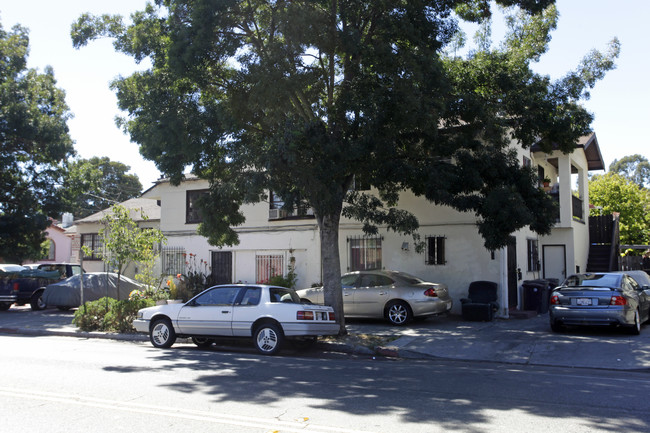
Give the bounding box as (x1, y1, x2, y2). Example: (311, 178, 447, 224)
(576, 298, 592, 306)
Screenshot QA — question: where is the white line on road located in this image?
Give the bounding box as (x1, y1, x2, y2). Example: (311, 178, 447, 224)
(0, 386, 375, 433)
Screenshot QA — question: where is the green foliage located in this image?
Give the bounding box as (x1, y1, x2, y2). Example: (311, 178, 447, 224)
(589, 173, 650, 246)
(267, 273, 298, 290)
(73, 297, 154, 333)
(176, 253, 214, 301)
(63, 157, 143, 218)
(609, 154, 650, 188)
(0, 20, 75, 262)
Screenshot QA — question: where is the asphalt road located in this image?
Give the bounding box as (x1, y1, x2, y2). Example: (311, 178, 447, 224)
(2, 334, 650, 432)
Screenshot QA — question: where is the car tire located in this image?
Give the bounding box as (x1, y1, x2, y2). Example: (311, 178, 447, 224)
(191, 337, 214, 347)
(0, 302, 11, 311)
(627, 309, 641, 335)
(386, 300, 412, 326)
(550, 320, 564, 333)
(150, 318, 177, 348)
(30, 290, 46, 311)
(254, 323, 284, 355)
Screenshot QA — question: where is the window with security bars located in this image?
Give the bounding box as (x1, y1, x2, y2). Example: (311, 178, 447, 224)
(425, 235, 446, 265)
(527, 239, 540, 272)
(348, 236, 382, 271)
(162, 247, 186, 275)
(81, 233, 102, 260)
(256, 255, 284, 283)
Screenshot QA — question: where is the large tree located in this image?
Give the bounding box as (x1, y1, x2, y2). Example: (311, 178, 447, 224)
(72, 0, 618, 332)
(589, 173, 650, 246)
(63, 156, 143, 219)
(609, 154, 650, 189)
(1, 21, 75, 263)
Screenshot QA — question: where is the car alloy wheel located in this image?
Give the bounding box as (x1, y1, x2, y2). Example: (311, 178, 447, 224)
(254, 323, 284, 355)
(150, 318, 176, 348)
(387, 301, 412, 325)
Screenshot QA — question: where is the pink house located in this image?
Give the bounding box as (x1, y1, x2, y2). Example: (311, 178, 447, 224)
(23, 221, 74, 265)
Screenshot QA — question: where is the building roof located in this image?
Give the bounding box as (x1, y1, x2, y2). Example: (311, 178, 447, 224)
(74, 197, 161, 224)
(531, 132, 605, 171)
(577, 133, 606, 171)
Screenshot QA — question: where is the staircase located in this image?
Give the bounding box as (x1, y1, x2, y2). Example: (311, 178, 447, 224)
(586, 214, 620, 272)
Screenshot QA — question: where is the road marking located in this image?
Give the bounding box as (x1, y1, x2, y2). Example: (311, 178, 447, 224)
(0, 386, 373, 433)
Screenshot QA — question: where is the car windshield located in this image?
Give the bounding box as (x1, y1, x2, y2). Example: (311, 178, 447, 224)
(563, 274, 621, 288)
(269, 287, 301, 303)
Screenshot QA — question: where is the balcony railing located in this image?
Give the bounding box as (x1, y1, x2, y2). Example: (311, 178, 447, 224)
(549, 192, 584, 223)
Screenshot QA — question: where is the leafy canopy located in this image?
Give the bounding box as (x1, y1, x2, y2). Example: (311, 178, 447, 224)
(63, 156, 143, 219)
(609, 154, 650, 189)
(71, 0, 618, 250)
(1, 21, 75, 262)
(589, 172, 650, 246)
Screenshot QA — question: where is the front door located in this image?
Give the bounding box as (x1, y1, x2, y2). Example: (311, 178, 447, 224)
(543, 245, 566, 283)
(212, 251, 233, 285)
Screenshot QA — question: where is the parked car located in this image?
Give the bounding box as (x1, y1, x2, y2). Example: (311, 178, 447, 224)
(549, 272, 650, 334)
(133, 284, 339, 355)
(42, 272, 144, 310)
(296, 270, 453, 325)
(0, 263, 82, 311)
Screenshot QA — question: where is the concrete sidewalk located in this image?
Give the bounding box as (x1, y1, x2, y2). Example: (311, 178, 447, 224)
(1, 305, 650, 370)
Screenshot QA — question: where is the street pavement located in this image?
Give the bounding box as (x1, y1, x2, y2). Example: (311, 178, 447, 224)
(1, 305, 650, 371)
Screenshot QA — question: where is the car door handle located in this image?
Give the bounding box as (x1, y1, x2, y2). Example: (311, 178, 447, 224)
(344, 293, 352, 296)
(221, 310, 230, 314)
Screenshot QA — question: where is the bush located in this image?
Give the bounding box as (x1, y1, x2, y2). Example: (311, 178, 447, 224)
(73, 297, 154, 333)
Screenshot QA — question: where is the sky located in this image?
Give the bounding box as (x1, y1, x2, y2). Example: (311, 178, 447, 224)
(1, 0, 649, 191)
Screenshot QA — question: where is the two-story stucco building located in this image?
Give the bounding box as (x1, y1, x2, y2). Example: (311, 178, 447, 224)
(123, 133, 604, 317)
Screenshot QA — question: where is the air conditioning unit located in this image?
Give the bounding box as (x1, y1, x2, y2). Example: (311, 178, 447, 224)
(268, 209, 287, 220)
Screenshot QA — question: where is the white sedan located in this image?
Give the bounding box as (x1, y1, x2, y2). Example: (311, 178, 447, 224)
(133, 284, 339, 355)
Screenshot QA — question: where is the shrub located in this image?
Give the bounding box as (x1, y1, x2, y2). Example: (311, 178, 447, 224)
(73, 297, 154, 333)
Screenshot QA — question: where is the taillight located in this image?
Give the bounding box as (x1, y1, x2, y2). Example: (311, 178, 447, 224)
(328, 312, 335, 321)
(424, 288, 437, 297)
(12, 282, 19, 292)
(610, 295, 627, 306)
(297, 311, 314, 320)
(550, 295, 560, 305)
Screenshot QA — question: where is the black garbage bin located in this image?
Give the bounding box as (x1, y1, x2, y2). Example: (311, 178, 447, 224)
(522, 279, 553, 314)
(522, 281, 542, 312)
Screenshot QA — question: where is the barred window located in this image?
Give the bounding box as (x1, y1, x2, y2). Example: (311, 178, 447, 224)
(162, 247, 186, 275)
(81, 233, 102, 261)
(348, 235, 382, 271)
(256, 254, 284, 284)
(425, 235, 446, 265)
(527, 239, 540, 272)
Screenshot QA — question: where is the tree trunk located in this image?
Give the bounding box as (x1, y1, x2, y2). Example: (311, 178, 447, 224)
(318, 209, 346, 335)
